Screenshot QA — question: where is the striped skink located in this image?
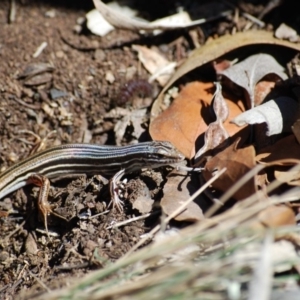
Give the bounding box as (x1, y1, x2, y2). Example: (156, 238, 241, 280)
(0, 141, 185, 231)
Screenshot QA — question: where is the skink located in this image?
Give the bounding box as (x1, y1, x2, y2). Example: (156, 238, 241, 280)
(0, 141, 184, 231)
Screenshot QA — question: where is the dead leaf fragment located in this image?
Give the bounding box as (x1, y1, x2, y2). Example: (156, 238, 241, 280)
(18, 62, 55, 79)
(87, 3, 139, 37)
(203, 139, 256, 200)
(275, 23, 299, 42)
(132, 188, 154, 214)
(24, 73, 53, 86)
(254, 78, 278, 106)
(132, 45, 175, 86)
(219, 53, 287, 108)
(256, 135, 300, 165)
(161, 171, 205, 222)
(231, 97, 299, 136)
(114, 108, 148, 145)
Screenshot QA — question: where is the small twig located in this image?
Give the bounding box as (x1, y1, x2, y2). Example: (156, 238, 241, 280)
(248, 232, 273, 300)
(106, 211, 159, 229)
(54, 263, 90, 271)
(9, 0, 16, 23)
(258, 0, 282, 20)
(89, 210, 110, 219)
(10, 95, 41, 110)
(242, 12, 265, 27)
(148, 62, 177, 84)
(28, 270, 51, 293)
(5, 220, 25, 240)
(33, 41, 48, 58)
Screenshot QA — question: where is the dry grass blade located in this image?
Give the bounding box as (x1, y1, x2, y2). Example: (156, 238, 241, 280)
(248, 232, 273, 300)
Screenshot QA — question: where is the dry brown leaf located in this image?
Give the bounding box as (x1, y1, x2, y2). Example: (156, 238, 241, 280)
(151, 30, 300, 122)
(161, 171, 205, 222)
(254, 78, 277, 106)
(202, 139, 256, 201)
(231, 97, 299, 136)
(219, 53, 287, 108)
(150, 81, 247, 158)
(256, 135, 300, 165)
(258, 205, 296, 227)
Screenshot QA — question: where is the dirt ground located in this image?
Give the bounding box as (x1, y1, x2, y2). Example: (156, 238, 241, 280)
(0, 0, 298, 298)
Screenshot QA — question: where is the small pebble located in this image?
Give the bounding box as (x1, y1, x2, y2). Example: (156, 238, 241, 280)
(105, 71, 115, 84)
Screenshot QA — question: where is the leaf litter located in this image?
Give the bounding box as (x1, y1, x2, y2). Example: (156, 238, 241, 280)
(3, 1, 300, 299)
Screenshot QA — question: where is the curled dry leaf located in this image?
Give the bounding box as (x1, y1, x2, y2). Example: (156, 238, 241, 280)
(231, 97, 299, 136)
(219, 53, 287, 108)
(18, 62, 55, 79)
(87, 3, 138, 37)
(151, 30, 300, 121)
(161, 170, 205, 222)
(202, 139, 256, 201)
(18, 62, 55, 87)
(23, 73, 53, 86)
(92, 0, 207, 32)
(195, 82, 230, 160)
(256, 134, 300, 165)
(150, 81, 247, 159)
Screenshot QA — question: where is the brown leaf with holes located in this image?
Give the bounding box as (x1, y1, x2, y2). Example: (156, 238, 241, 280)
(161, 171, 206, 222)
(256, 134, 300, 165)
(202, 139, 256, 200)
(150, 81, 247, 158)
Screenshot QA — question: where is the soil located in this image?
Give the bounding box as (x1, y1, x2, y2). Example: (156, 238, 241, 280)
(0, 0, 297, 298)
